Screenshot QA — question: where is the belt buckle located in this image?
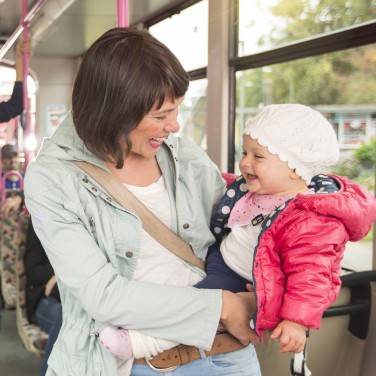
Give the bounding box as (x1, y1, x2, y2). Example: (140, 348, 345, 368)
(145, 357, 179, 373)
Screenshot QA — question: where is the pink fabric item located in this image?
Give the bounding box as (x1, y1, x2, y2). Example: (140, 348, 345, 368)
(228, 191, 295, 227)
(99, 327, 133, 360)
(221, 172, 237, 187)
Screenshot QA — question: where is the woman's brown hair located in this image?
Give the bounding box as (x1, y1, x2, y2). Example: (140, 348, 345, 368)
(72, 28, 189, 168)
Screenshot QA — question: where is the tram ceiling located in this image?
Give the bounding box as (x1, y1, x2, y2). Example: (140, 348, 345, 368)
(0, 0, 184, 59)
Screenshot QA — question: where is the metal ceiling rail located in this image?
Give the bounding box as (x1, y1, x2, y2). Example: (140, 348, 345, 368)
(0, 0, 46, 61)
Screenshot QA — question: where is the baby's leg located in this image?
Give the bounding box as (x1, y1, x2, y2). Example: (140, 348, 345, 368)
(195, 246, 250, 292)
(129, 330, 178, 359)
(99, 327, 133, 360)
(99, 327, 178, 360)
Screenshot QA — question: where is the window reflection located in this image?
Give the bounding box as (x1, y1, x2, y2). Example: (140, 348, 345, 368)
(149, 0, 208, 72)
(178, 79, 208, 150)
(238, 0, 376, 56)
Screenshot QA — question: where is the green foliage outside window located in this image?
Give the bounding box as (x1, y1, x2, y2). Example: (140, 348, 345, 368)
(237, 0, 376, 107)
(331, 138, 376, 192)
(354, 138, 376, 167)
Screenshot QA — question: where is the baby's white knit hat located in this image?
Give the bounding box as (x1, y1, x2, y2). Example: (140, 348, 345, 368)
(243, 104, 339, 184)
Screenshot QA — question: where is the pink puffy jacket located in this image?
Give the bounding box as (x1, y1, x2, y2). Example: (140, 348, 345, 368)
(213, 174, 376, 336)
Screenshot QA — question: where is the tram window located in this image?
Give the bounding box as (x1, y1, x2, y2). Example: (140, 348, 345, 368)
(0, 66, 17, 97)
(178, 78, 208, 150)
(238, 0, 375, 57)
(0, 66, 36, 97)
(149, 0, 208, 71)
(234, 44, 376, 180)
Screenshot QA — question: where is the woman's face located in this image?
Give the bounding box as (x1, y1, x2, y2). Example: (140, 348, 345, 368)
(128, 97, 183, 159)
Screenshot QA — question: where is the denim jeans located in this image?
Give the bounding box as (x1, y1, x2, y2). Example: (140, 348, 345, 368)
(130, 344, 261, 375)
(36, 296, 62, 376)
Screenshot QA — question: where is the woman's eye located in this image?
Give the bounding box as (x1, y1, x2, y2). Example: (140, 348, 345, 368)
(156, 115, 167, 120)
(241, 151, 247, 156)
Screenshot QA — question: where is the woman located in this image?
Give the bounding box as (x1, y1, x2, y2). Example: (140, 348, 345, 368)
(24, 28, 260, 375)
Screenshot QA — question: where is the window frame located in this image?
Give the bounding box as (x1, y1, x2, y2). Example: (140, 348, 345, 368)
(228, 0, 376, 171)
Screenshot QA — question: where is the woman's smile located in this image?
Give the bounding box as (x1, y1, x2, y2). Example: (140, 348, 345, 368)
(149, 137, 167, 149)
(129, 97, 182, 158)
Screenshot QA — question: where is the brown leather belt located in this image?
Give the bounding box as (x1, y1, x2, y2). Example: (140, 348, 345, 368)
(133, 332, 245, 370)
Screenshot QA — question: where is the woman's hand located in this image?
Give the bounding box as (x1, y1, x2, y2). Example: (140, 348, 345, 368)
(15, 37, 32, 80)
(45, 275, 57, 296)
(1, 195, 22, 217)
(236, 290, 256, 316)
(220, 290, 260, 346)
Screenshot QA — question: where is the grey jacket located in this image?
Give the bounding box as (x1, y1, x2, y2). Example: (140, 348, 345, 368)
(24, 112, 226, 375)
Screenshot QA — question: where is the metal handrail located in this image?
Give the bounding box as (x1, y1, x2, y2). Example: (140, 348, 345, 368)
(0, 0, 46, 61)
(323, 270, 376, 339)
(323, 270, 376, 318)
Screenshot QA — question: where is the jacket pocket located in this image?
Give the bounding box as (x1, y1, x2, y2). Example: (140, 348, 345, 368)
(48, 345, 102, 376)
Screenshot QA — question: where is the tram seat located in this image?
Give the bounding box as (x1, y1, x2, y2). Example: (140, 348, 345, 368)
(0, 171, 25, 309)
(0, 208, 21, 308)
(15, 210, 48, 356)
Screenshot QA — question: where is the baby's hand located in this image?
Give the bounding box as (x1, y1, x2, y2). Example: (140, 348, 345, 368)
(271, 320, 307, 353)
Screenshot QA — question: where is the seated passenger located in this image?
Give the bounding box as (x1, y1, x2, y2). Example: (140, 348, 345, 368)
(24, 219, 62, 376)
(1, 144, 24, 217)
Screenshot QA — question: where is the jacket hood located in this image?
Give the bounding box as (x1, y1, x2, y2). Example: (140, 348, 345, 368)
(296, 174, 376, 242)
(37, 112, 104, 168)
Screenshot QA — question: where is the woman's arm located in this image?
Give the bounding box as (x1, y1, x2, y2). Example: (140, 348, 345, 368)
(221, 290, 259, 345)
(0, 82, 23, 123)
(15, 37, 32, 81)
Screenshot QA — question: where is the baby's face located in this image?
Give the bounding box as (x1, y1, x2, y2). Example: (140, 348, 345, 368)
(239, 135, 306, 195)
